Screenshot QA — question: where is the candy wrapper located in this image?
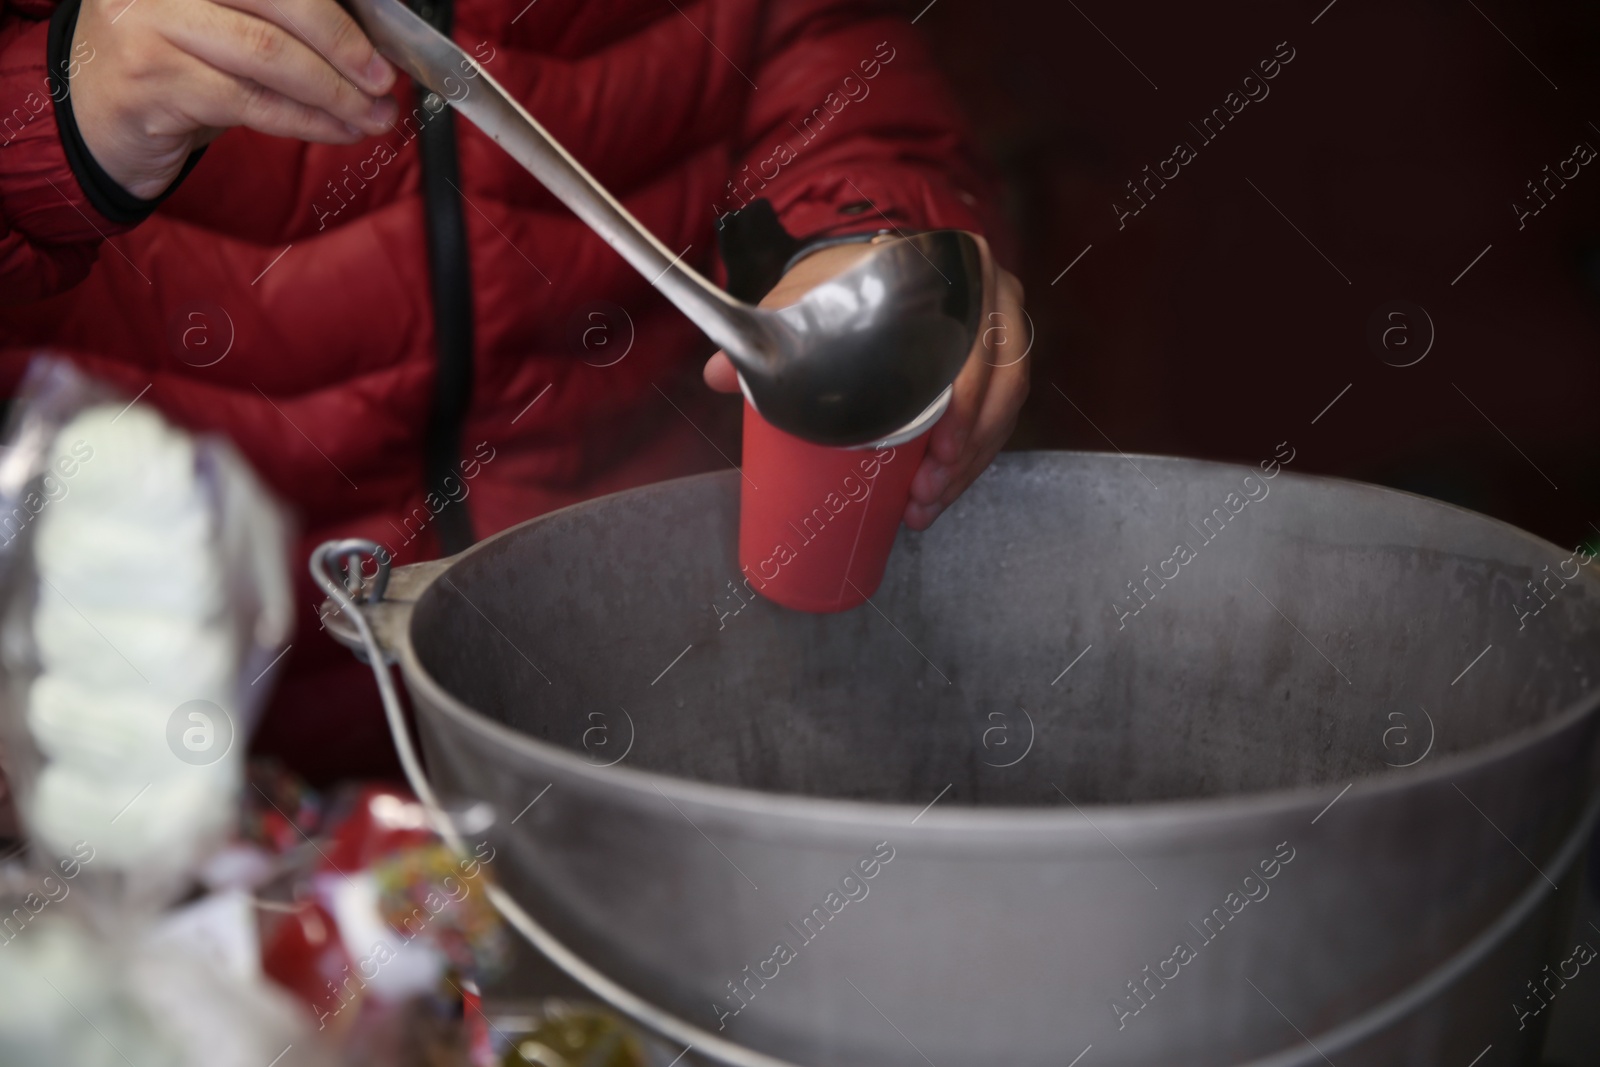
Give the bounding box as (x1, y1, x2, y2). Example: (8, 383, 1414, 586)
(254, 784, 512, 1064)
(491, 1000, 652, 1067)
(0, 357, 293, 916)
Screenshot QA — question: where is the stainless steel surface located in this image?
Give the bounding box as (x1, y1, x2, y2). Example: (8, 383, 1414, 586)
(319, 452, 1600, 1066)
(343, 0, 988, 446)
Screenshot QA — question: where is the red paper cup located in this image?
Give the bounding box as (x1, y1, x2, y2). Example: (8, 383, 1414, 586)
(737, 391, 947, 613)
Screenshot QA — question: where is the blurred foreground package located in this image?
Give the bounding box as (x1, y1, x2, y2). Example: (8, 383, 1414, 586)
(0, 360, 655, 1067)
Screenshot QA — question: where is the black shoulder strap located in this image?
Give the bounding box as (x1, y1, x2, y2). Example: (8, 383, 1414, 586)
(413, 0, 476, 555)
(715, 199, 800, 303)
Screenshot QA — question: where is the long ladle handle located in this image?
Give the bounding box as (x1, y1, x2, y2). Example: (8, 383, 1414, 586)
(346, 0, 769, 362)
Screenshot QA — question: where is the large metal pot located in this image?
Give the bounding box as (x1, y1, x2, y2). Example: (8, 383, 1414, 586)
(319, 452, 1600, 1067)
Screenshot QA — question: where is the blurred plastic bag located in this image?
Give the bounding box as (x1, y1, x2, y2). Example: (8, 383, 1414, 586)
(0, 356, 292, 917)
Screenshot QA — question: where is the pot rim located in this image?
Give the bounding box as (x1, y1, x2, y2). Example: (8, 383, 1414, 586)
(392, 453, 1600, 839)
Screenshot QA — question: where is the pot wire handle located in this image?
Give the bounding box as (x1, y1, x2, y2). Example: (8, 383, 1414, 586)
(307, 538, 808, 1067)
(310, 537, 390, 605)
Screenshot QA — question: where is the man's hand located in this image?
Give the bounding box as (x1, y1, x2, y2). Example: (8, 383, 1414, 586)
(70, 0, 400, 200)
(703, 240, 1030, 530)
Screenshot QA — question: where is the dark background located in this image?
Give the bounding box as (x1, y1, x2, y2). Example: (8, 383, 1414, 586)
(915, 0, 1599, 552)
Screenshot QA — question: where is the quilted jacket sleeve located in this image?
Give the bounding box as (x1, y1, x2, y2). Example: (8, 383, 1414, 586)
(0, 0, 116, 303)
(730, 0, 1003, 249)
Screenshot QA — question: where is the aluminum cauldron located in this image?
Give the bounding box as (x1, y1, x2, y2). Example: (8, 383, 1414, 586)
(321, 452, 1600, 1067)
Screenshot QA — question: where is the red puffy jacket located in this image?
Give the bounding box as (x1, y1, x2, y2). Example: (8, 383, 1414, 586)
(0, 0, 995, 781)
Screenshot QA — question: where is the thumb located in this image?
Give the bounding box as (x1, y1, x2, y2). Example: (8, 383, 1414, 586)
(703, 351, 741, 393)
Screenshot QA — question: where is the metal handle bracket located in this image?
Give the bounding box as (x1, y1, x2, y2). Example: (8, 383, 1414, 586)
(311, 539, 448, 663)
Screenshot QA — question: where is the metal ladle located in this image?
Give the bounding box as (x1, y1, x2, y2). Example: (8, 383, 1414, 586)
(345, 0, 990, 446)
